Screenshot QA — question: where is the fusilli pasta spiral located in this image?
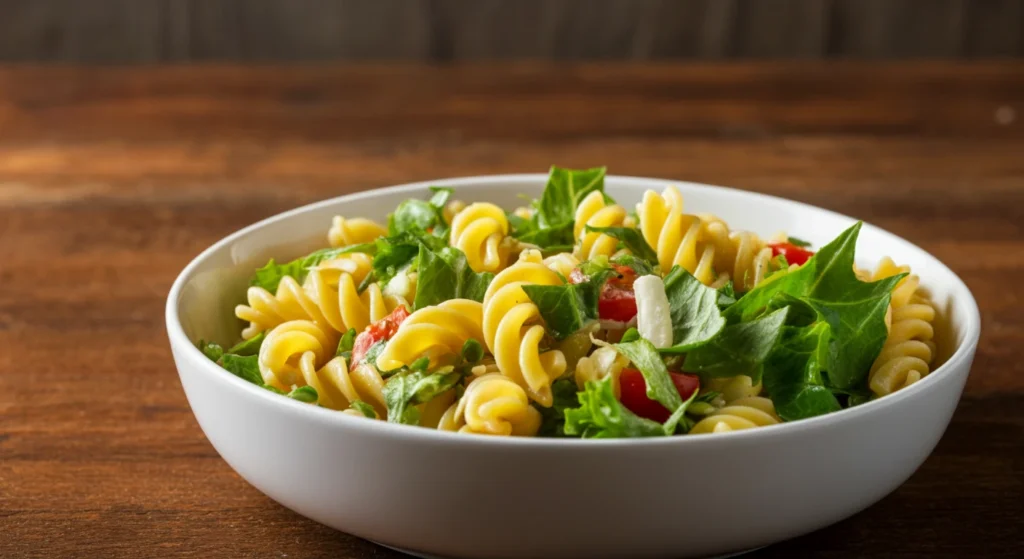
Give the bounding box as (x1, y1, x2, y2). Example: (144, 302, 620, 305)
(482, 249, 567, 407)
(574, 191, 632, 260)
(375, 299, 486, 371)
(866, 258, 936, 396)
(328, 217, 387, 248)
(637, 186, 717, 285)
(449, 202, 511, 273)
(438, 373, 542, 436)
(689, 396, 781, 434)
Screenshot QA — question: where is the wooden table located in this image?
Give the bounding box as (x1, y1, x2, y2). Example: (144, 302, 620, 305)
(2, 63, 1022, 558)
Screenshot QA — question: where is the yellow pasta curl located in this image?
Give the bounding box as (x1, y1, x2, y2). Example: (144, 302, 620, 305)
(543, 252, 580, 279)
(689, 397, 781, 434)
(449, 202, 511, 273)
(574, 191, 631, 260)
(374, 299, 485, 371)
(328, 217, 386, 248)
(482, 250, 567, 407)
(700, 217, 779, 291)
(637, 186, 717, 285)
(437, 373, 541, 436)
(258, 320, 387, 416)
(869, 296, 936, 397)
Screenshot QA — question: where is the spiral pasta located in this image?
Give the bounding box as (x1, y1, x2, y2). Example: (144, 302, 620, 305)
(867, 259, 936, 397)
(700, 216, 778, 291)
(438, 373, 542, 436)
(637, 187, 717, 285)
(689, 396, 781, 434)
(374, 299, 486, 371)
(482, 249, 567, 407)
(543, 252, 580, 280)
(328, 217, 387, 248)
(258, 320, 387, 416)
(574, 191, 632, 260)
(574, 345, 629, 398)
(449, 202, 511, 273)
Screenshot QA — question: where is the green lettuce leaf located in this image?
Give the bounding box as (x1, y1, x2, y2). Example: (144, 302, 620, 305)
(413, 245, 495, 309)
(683, 306, 790, 383)
(762, 321, 841, 421)
(725, 222, 904, 389)
(659, 266, 726, 353)
(537, 166, 607, 229)
(382, 368, 461, 425)
(584, 225, 659, 264)
(218, 354, 263, 385)
(563, 377, 666, 438)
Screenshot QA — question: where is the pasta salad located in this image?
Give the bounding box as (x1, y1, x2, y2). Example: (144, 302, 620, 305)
(199, 166, 939, 437)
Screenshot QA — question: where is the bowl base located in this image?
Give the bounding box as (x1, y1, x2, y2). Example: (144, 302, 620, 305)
(370, 540, 764, 559)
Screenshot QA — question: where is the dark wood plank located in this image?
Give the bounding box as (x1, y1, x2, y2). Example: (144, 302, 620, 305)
(0, 63, 1022, 558)
(964, 0, 1024, 57)
(828, 0, 968, 57)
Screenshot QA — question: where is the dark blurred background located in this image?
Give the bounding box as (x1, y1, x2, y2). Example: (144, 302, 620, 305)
(0, 0, 1021, 62)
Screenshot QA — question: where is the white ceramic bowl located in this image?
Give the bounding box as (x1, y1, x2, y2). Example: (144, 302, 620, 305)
(167, 175, 980, 559)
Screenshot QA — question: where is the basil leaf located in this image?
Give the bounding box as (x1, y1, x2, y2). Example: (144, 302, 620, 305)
(613, 337, 683, 412)
(684, 306, 790, 383)
(563, 377, 666, 438)
(659, 266, 726, 353)
(725, 222, 904, 389)
(521, 268, 610, 340)
(250, 247, 347, 292)
(218, 354, 263, 385)
(383, 369, 461, 425)
(287, 385, 319, 403)
(413, 245, 495, 310)
(226, 332, 266, 356)
(584, 225, 659, 264)
(537, 166, 607, 229)
(762, 322, 841, 421)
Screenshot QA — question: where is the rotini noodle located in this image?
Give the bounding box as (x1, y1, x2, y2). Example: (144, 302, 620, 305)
(449, 202, 511, 273)
(482, 249, 567, 407)
(375, 299, 486, 371)
(637, 186, 717, 285)
(689, 397, 781, 434)
(574, 191, 631, 260)
(438, 374, 542, 436)
(328, 217, 387, 248)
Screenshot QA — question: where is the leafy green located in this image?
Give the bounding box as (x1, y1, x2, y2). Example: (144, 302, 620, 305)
(382, 368, 462, 426)
(342, 230, 447, 288)
(218, 354, 263, 385)
(658, 266, 726, 353)
(198, 340, 224, 362)
(413, 245, 495, 310)
(536, 378, 581, 437)
(461, 339, 485, 364)
(362, 340, 387, 373)
(563, 377, 666, 438)
(612, 253, 656, 277)
(287, 385, 319, 403)
(537, 166, 607, 229)
(613, 337, 684, 413)
(390, 200, 437, 235)
(336, 328, 357, 357)
(428, 186, 453, 211)
(725, 222, 904, 389)
(717, 281, 738, 310)
(348, 400, 378, 419)
(683, 307, 789, 383)
(762, 322, 841, 421)
(584, 225, 659, 264)
(226, 332, 265, 356)
(250, 247, 347, 292)
(787, 236, 812, 248)
(521, 266, 612, 339)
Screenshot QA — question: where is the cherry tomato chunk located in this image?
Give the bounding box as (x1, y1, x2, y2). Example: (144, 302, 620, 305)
(569, 265, 640, 322)
(618, 368, 700, 423)
(351, 305, 410, 366)
(768, 242, 815, 267)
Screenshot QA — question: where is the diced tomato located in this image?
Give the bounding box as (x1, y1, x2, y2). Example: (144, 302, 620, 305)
(351, 305, 410, 366)
(618, 369, 701, 423)
(768, 242, 815, 267)
(598, 285, 638, 322)
(606, 265, 637, 289)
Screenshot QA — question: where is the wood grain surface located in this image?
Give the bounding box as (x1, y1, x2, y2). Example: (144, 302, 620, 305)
(1, 63, 1022, 558)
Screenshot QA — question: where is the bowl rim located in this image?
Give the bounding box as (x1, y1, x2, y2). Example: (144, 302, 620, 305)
(166, 173, 981, 448)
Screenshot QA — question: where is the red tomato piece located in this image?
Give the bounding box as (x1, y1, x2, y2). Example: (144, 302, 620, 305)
(351, 305, 410, 366)
(768, 242, 815, 267)
(598, 285, 638, 323)
(618, 369, 701, 423)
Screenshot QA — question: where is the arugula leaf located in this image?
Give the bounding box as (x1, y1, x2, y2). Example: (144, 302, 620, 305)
(349, 400, 378, 419)
(413, 245, 495, 309)
(762, 322, 841, 421)
(612, 253, 656, 277)
(787, 236, 812, 248)
(198, 340, 224, 362)
(658, 266, 726, 353)
(226, 332, 266, 356)
(536, 378, 580, 437)
(725, 222, 904, 389)
(382, 368, 461, 425)
(683, 307, 789, 383)
(336, 328, 357, 357)
(218, 354, 263, 385)
(584, 225, 659, 264)
(287, 385, 319, 403)
(537, 166, 607, 229)
(521, 266, 611, 340)
(613, 337, 684, 413)
(563, 377, 666, 438)
(250, 247, 347, 292)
